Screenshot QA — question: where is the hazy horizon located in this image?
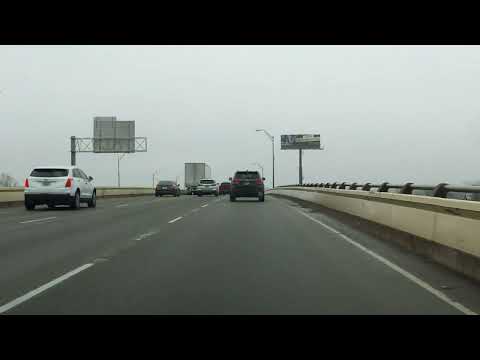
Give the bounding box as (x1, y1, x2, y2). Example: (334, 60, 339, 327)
(2, 45, 480, 187)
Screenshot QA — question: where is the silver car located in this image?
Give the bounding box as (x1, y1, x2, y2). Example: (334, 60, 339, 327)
(196, 179, 219, 197)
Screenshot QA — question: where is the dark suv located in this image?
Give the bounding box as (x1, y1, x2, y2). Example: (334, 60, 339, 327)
(155, 181, 180, 197)
(230, 171, 265, 202)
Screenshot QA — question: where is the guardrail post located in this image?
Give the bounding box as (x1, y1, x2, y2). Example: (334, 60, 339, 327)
(378, 182, 389, 192)
(350, 182, 358, 190)
(339, 182, 347, 189)
(362, 183, 372, 191)
(399, 182, 414, 194)
(432, 183, 449, 198)
(331, 182, 337, 189)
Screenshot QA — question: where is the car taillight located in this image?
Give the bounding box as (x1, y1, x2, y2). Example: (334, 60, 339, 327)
(24, 178, 29, 188)
(65, 177, 73, 188)
(232, 178, 240, 184)
(256, 178, 263, 185)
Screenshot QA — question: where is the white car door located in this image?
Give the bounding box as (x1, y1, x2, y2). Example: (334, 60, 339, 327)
(78, 169, 92, 198)
(71, 169, 83, 196)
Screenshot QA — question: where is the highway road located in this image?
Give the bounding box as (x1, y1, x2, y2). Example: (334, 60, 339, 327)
(1, 194, 480, 315)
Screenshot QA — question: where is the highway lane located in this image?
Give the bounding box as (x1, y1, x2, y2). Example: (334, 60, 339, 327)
(0, 194, 218, 307)
(2, 194, 479, 314)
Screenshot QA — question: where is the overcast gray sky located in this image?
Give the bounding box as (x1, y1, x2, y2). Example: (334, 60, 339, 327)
(1, 45, 480, 188)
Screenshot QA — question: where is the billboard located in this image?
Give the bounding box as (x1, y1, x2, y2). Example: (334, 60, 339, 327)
(93, 117, 135, 153)
(281, 134, 321, 150)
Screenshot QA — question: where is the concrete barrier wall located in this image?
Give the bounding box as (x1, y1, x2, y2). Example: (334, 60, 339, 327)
(271, 187, 480, 261)
(95, 187, 154, 198)
(0, 186, 154, 207)
(0, 187, 24, 203)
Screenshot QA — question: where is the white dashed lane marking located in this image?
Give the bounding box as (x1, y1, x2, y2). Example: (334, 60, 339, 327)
(0, 263, 94, 314)
(19, 217, 57, 224)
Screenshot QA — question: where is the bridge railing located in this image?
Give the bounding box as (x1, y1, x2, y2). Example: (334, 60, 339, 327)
(276, 182, 480, 199)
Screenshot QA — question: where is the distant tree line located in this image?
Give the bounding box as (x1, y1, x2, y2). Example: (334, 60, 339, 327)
(0, 172, 19, 187)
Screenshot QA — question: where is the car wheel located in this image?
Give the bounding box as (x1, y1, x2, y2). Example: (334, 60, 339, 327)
(88, 191, 96, 208)
(48, 204, 55, 209)
(25, 201, 35, 210)
(259, 196, 265, 202)
(230, 196, 236, 202)
(155, 193, 159, 197)
(71, 191, 80, 210)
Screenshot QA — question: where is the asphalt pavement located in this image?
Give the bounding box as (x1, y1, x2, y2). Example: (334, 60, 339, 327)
(1, 193, 480, 315)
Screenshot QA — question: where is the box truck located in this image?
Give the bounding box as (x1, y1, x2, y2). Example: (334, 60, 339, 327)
(185, 163, 212, 194)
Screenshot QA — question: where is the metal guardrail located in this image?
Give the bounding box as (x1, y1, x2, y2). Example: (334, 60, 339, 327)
(276, 182, 480, 199)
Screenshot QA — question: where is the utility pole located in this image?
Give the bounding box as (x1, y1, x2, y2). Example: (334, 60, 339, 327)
(70, 136, 76, 166)
(152, 169, 160, 189)
(272, 137, 275, 187)
(117, 153, 126, 187)
(299, 149, 303, 185)
(256, 129, 275, 188)
(252, 162, 264, 178)
(118, 155, 121, 187)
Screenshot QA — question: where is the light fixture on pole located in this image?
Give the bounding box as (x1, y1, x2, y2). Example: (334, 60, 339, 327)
(255, 129, 275, 188)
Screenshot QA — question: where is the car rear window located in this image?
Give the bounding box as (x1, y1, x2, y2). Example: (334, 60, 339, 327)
(158, 181, 174, 185)
(234, 172, 259, 179)
(30, 169, 69, 177)
(200, 180, 215, 184)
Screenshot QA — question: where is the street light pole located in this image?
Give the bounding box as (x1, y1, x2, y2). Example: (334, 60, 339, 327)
(252, 162, 264, 178)
(152, 169, 160, 189)
(256, 129, 275, 188)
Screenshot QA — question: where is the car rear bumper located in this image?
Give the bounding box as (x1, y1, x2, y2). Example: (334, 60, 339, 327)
(25, 193, 74, 205)
(197, 190, 217, 195)
(156, 191, 178, 195)
(232, 187, 264, 197)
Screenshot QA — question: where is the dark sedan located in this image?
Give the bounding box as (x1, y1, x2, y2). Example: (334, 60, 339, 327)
(155, 181, 181, 197)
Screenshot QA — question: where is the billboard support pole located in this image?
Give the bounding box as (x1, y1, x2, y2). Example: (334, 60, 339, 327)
(117, 153, 126, 187)
(70, 136, 76, 166)
(299, 149, 303, 185)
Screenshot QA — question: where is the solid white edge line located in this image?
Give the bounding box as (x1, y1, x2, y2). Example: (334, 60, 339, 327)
(291, 207, 477, 316)
(201, 204, 208, 208)
(168, 216, 183, 224)
(116, 204, 129, 208)
(19, 217, 57, 224)
(0, 263, 94, 314)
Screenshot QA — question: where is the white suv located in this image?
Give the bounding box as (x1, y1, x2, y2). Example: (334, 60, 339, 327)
(24, 166, 96, 210)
